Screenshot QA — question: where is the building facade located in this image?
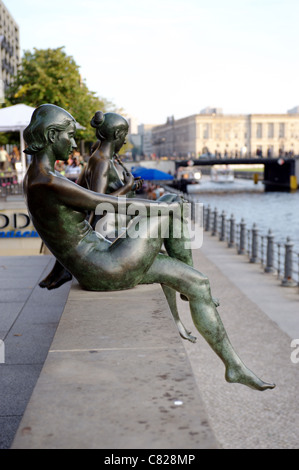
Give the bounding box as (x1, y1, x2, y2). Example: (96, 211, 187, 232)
(137, 123, 156, 158)
(0, 1, 20, 97)
(151, 109, 299, 159)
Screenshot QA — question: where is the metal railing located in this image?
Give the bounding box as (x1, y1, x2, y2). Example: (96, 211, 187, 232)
(203, 205, 299, 289)
(161, 184, 299, 293)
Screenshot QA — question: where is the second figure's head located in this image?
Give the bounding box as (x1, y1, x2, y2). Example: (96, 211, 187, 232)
(91, 111, 129, 153)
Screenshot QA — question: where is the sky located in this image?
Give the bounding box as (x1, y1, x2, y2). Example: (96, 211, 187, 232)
(5, 0, 299, 125)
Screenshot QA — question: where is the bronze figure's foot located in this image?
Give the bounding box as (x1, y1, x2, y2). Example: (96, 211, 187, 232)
(39, 270, 73, 290)
(225, 363, 276, 391)
(177, 322, 197, 343)
(180, 295, 219, 307)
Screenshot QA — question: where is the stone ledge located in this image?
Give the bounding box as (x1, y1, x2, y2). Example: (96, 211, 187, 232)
(11, 281, 218, 449)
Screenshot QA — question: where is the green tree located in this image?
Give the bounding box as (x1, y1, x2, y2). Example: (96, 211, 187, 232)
(5, 47, 113, 142)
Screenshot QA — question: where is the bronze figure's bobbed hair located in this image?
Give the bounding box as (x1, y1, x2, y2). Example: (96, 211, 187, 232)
(24, 104, 76, 155)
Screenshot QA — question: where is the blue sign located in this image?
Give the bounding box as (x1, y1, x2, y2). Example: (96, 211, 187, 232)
(0, 212, 40, 238)
(0, 230, 39, 238)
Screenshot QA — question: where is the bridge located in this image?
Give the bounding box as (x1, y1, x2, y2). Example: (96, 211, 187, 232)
(174, 156, 299, 191)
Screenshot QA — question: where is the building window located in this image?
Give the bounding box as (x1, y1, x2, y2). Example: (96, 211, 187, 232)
(279, 123, 285, 138)
(267, 146, 274, 158)
(268, 123, 274, 138)
(203, 123, 210, 139)
(256, 123, 262, 139)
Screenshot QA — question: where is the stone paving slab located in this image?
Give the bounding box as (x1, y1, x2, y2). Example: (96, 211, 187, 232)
(11, 283, 218, 450)
(0, 255, 71, 449)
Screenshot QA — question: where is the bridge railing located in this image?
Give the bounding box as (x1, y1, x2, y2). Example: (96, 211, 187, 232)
(161, 184, 299, 294)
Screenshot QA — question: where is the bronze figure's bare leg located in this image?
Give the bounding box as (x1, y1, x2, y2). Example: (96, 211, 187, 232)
(140, 255, 275, 391)
(159, 193, 220, 307)
(97, 211, 275, 391)
(157, 193, 193, 303)
(161, 284, 197, 342)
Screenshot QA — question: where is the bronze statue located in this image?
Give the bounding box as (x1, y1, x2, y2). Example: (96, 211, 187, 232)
(39, 111, 143, 290)
(78, 110, 144, 224)
(23, 104, 275, 391)
(39, 109, 194, 341)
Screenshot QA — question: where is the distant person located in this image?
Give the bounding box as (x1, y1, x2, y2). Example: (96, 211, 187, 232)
(65, 155, 82, 182)
(9, 146, 20, 170)
(54, 160, 66, 176)
(0, 145, 8, 171)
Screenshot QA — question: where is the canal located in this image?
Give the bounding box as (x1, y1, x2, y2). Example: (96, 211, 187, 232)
(190, 178, 299, 254)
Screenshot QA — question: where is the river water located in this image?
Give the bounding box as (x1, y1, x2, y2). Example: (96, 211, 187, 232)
(189, 177, 299, 254)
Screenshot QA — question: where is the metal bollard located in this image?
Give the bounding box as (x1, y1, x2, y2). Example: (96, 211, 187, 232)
(219, 211, 226, 241)
(277, 243, 281, 279)
(212, 208, 218, 236)
(191, 195, 197, 221)
(228, 214, 235, 248)
(193, 196, 199, 223)
(238, 218, 246, 254)
(205, 205, 211, 231)
(184, 195, 190, 221)
(261, 235, 265, 266)
(264, 229, 276, 273)
(250, 224, 258, 263)
(195, 199, 203, 229)
(281, 237, 297, 287)
(202, 206, 206, 228)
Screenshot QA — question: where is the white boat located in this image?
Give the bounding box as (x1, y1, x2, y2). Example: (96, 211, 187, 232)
(211, 165, 234, 183)
(176, 165, 202, 193)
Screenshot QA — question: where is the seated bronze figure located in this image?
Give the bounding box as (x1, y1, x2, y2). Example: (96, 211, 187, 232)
(23, 104, 275, 391)
(39, 110, 143, 290)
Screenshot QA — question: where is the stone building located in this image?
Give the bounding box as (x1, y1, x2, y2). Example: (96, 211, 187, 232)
(151, 109, 299, 159)
(137, 123, 156, 158)
(0, 1, 20, 97)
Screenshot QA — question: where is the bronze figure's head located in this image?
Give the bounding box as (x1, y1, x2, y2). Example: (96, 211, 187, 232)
(91, 111, 129, 153)
(24, 104, 77, 157)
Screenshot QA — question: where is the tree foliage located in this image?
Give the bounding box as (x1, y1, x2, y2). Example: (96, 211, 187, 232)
(5, 47, 113, 141)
